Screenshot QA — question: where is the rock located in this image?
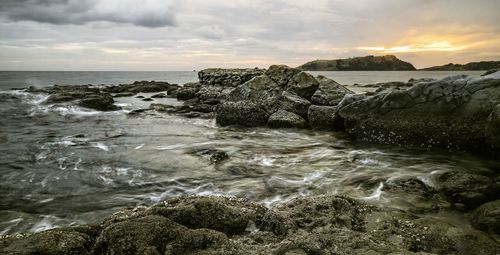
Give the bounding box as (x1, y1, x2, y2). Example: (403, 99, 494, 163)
(210, 151, 229, 164)
(264, 65, 301, 87)
(470, 199, 500, 235)
(78, 93, 120, 111)
(338, 74, 500, 155)
(191, 103, 213, 113)
(0, 226, 98, 255)
(146, 196, 269, 236)
(103, 81, 178, 94)
(176, 86, 198, 100)
(226, 75, 282, 113)
(437, 171, 500, 210)
(285, 72, 319, 100)
(93, 215, 228, 255)
(3, 195, 500, 255)
(382, 177, 450, 213)
(198, 68, 265, 87)
(127, 109, 150, 116)
(279, 91, 311, 119)
(135, 95, 145, 99)
(268, 110, 308, 129)
(216, 101, 270, 127)
(149, 103, 175, 112)
(151, 93, 167, 98)
(141, 98, 153, 102)
(47, 92, 86, 103)
(195, 85, 223, 101)
(407, 78, 436, 86)
(482, 69, 499, 76)
(114, 92, 136, 97)
(307, 105, 343, 130)
(310, 75, 353, 106)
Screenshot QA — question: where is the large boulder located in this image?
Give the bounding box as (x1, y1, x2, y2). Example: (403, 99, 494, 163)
(268, 110, 308, 129)
(0, 227, 97, 255)
(176, 83, 200, 100)
(470, 199, 500, 235)
(338, 74, 500, 155)
(308, 105, 344, 130)
(226, 75, 282, 113)
(265, 65, 301, 87)
(285, 72, 319, 100)
(216, 101, 270, 127)
(279, 91, 311, 119)
(310, 75, 353, 106)
(437, 171, 500, 210)
(198, 68, 265, 87)
(78, 93, 120, 111)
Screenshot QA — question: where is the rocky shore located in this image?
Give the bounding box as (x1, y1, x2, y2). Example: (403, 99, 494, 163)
(4, 66, 500, 254)
(2, 194, 499, 254)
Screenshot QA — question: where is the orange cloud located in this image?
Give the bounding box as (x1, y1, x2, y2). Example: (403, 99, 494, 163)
(358, 41, 468, 53)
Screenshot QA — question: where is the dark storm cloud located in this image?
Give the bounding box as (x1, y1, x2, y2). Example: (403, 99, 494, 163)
(0, 0, 177, 28)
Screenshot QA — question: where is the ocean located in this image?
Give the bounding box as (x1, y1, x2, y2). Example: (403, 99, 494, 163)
(0, 70, 485, 90)
(0, 70, 493, 235)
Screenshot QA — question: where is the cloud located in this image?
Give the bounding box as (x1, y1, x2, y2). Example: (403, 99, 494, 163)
(0, 0, 499, 70)
(0, 0, 177, 28)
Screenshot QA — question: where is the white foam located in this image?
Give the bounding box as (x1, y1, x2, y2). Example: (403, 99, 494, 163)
(361, 182, 384, 201)
(93, 142, 109, 151)
(30, 215, 61, 233)
(135, 143, 145, 150)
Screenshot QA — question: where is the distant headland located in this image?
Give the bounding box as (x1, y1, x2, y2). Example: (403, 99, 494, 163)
(298, 55, 500, 71)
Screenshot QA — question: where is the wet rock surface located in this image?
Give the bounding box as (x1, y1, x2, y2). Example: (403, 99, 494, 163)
(2, 195, 499, 255)
(338, 72, 500, 156)
(198, 68, 265, 87)
(437, 171, 500, 210)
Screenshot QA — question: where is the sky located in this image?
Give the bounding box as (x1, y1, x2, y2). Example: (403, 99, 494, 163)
(0, 0, 499, 71)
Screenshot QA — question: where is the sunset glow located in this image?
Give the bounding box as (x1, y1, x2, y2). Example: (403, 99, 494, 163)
(358, 42, 468, 53)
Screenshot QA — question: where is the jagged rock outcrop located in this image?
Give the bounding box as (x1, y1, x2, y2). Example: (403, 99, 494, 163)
(337, 72, 500, 155)
(311, 75, 353, 106)
(215, 65, 351, 128)
(2, 195, 499, 254)
(198, 68, 265, 87)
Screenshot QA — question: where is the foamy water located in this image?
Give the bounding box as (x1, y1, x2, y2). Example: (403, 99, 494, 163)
(0, 70, 497, 234)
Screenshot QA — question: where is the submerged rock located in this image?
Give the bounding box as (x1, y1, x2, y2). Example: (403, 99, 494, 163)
(470, 199, 500, 236)
(78, 93, 120, 111)
(437, 171, 500, 210)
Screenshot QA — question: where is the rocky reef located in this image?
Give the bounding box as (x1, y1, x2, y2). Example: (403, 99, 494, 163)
(2, 195, 500, 254)
(298, 55, 417, 71)
(25, 66, 500, 157)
